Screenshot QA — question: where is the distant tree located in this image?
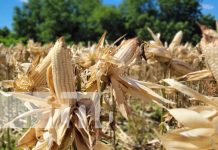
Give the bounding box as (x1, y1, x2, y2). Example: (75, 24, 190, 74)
(120, 0, 157, 37)
(0, 27, 10, 37)
(89, 5, 126, 40)
(37, 0, 78, 42)
(0, 27, 25, 46)
(69, 0, 102, 42)
(158, 0, 201, 21)
(12, 0, 215, 44)
(13, 0, 43, 41)
(157, 0, 215, 43)
(120, 0, 215, 44)
(13, 0, 102, 43)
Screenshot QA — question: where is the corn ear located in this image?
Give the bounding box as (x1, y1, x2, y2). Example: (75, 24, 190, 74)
(113, 38, 139, 65)
(169, 31, 183, 53)
(145, 44, 171, 63)
(29, 49, 52, 87)
(200, 26, 218, 82)
(51, 38, 76, 105)
(170, 59, 193, 75)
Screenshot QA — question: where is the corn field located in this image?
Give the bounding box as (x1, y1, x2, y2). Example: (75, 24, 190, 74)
(0, 25, 218, 150)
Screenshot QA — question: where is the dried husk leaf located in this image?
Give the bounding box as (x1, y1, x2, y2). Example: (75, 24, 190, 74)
(73, 110, 93, 150)
(45, 107, 71, 146)
(111, 75, 129, 119)
(93, 141, 112, 150)
(58, 126, 76, 149)
(147, 27, 163, 46)
(17, 128, 37, 148)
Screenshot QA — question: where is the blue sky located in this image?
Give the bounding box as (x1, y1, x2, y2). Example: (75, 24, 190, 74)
(0, 0, 217, 30)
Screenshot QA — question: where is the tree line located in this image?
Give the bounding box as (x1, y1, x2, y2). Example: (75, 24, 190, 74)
(0, 0, 216, 45)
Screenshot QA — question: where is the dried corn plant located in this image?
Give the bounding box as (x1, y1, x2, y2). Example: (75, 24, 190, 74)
(0, 33, 175, 150)
(157, 26, 218, 150)
(1, 23, 218, 150)
(142, 28, 201, 81)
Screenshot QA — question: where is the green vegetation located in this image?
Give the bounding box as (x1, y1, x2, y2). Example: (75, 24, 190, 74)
(0, 27, 24, 46)
(0, 0, 216, 45)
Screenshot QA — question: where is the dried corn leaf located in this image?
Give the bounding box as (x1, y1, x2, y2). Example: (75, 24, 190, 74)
(96, 32, 107, 49)
(4, 107, 51, 128)
(12, 92, 49, 107)
(179, 128, 214, 137)
(189, 106, 217, 119)
(111, 75, 129, 119)
(168, 108, 212, 128)
(17, 128, 37, 148)
(163, 79, 218, 107)
(178, 69, 212, 81)
(159, 132, 212, 150)
(93, 141, 112, 150)
(120, 76, 174, 105)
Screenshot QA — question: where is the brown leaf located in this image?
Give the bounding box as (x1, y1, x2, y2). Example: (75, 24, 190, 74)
(93, 141, 112, 150)
(178, 69, 212, 81)
(17, 128, 37, 148)
(163, 79, 218, 107)
(168, 108, 212, 128)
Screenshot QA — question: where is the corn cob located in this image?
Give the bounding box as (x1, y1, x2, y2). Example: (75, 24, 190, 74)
(170, 59, 193, 75)
(113, 38, 139, 65)
(169, 31, 183, 53)
(200, 25, 218, 82)
(145, 44, 171, 63)
(28, 49, 52, 87)
(51, 38, 76, 105)
(46, 64, 56, 97)
(86, 38, 139, 92)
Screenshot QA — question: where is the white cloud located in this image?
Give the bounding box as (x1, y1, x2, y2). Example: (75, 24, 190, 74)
(20, 0, 28, 3)
(202, 3, 214, 10)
